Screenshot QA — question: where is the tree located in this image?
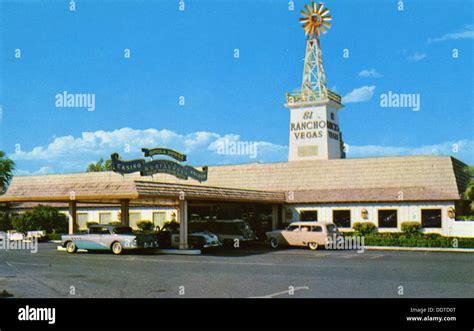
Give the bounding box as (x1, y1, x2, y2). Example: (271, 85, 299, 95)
(11, 205, 68, 234)
(86, 158, 112, 172)
(463, 166, 474, 212)
(0, 151, 14, 193)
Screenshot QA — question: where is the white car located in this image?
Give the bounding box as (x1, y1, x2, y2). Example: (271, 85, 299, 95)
(266, 221, 341, 250)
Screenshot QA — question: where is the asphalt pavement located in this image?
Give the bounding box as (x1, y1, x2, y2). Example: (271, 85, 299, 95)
(0, 243, 473, 298)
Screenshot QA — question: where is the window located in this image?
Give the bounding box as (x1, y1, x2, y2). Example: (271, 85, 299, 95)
(300, 225, 311, 232)
(129, 212, 142, 229)
(90, 227, 109, 234)
(287, 225, 300, 232)
(311, 226, 322, 232)
(331, 113, 335, 120)
(333, 210, 351, 228)
(300, 210, 317, 221)
(77, 213, 88, 230)
(378, 210, 398, 228)
(153, 212, 167, 229)
(99, 213, 112, 224)
(112, 227, 133, 234)
(326, 224, 337, 233)
(421, 209, 442, 228)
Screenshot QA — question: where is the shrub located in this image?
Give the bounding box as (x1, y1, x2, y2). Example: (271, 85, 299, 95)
(162, 220, 180, 232)
(10, 205, 67, 234)
(108, 221, 122, 226)
(0, 210, 12, 231)
(401, 222, 421, 237)
(353, 222, 377, 236)
(87, 221, 99, 228)
(136, 220, 153, 233)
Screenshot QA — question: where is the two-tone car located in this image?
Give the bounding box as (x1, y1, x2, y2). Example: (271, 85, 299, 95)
(156, 222, 221, 249)
(61, 224, 159, 255)
(190, 219, 256, 247)
(266, 221, 341, 250)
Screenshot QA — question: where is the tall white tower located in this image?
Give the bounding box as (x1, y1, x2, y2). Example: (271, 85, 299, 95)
(285, 2, 345, 161)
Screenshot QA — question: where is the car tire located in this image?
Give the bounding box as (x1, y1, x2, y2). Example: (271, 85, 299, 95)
(111, 242, 123, 255)
(308, 242, 318, 250)
(270, 237, 279, 249)
(66, 241, 77, 254)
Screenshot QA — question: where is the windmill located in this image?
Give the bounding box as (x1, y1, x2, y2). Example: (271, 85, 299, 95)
(286, 2, 340, 105)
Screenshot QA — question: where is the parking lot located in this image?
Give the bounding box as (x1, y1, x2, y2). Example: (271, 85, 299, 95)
(0, 243, 473, 298)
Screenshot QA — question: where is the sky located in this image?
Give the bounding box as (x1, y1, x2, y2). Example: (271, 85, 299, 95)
(0, 0, 473, 176)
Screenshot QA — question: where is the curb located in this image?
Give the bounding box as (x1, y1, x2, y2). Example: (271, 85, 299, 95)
(154, 249, 201, 255)
(56, 246, 201, 255)
(57, 246, 87, 253)
(365, 246, 474, 253)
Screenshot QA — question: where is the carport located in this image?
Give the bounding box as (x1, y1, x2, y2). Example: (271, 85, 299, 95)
(0, 176, 285, 249)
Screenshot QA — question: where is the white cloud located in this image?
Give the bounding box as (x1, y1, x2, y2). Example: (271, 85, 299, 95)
(358, 69, 382, 78)
(347, 139, 474, 161)
(342, 86, 376, 104)
(406, 52, 427, 61)
(428, 25, 474, 43)
(11, 128, 288, 174)
(15, 167, 54, 176)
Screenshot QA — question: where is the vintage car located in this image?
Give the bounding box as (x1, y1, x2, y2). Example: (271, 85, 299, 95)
(266, 221, 341, 250)
(189, 219, 256, 247)
(61, 224, 159, 255)
(156, 222, 221, 249)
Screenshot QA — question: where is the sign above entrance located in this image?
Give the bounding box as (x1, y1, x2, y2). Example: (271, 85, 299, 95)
(141, 147, 187, 162)
(110, 149, 208, 182)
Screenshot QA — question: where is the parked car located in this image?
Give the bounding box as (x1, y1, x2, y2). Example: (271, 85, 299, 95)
(266, 221, 341, 250)
(61, 224, 159, 255)
(26, 230, 48, 242)
(155, 222, 221, 250)
(190, 219, 256, 246)
(7, 231, 25, 241)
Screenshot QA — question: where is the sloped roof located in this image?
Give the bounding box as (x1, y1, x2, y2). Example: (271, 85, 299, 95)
(0, 156, 469, 204)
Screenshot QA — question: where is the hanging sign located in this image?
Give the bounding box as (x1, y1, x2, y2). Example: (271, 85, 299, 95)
(141, 147, 187, 162)
(110, 150, 208, 182)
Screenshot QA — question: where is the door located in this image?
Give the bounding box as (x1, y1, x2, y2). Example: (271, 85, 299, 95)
(281, 224, 301, 246)
(297, 225, 315, 246)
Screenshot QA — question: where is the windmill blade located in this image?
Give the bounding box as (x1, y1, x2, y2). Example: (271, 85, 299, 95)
(305, 4, 311, 13)
(299, 17, 309, 23)
(322, 21, 331, 28)
(317, 3, 324, 13)
(321, 8, 329, 16)
(324, 15, 332, 21)
(312, 2, 317, 12)
(300, 9, 310, 16)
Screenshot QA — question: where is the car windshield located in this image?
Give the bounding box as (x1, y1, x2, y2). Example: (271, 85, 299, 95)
(112, 227, 134, 234)
(326, 224, 338, 232)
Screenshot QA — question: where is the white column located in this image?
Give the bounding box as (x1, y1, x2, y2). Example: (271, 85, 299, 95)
(179, 200, 188, 249)
(68, 201, 77, 234)
(272, 205, 278, 230)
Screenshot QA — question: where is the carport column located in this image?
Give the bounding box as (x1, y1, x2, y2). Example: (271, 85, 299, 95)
(68, 201, 77, 234)
(272, 205, 278, 230)
(179, 199, 189, 249)
(120, 199, 130, 226)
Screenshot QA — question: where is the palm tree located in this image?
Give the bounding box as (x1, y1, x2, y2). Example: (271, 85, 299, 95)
(0, 151, 14, 193)
(86, 158, 112, 172)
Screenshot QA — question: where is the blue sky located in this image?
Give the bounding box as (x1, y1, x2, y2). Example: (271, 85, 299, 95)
(0, 0, 473, 175)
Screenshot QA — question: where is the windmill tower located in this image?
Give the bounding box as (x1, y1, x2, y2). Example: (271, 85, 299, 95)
(285, 2, 345, 161)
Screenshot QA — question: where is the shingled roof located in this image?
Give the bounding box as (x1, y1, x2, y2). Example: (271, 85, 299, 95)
(0, 155, 469, 204)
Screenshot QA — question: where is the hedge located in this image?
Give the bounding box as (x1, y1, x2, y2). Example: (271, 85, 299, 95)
(342, 232, 474, 248)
